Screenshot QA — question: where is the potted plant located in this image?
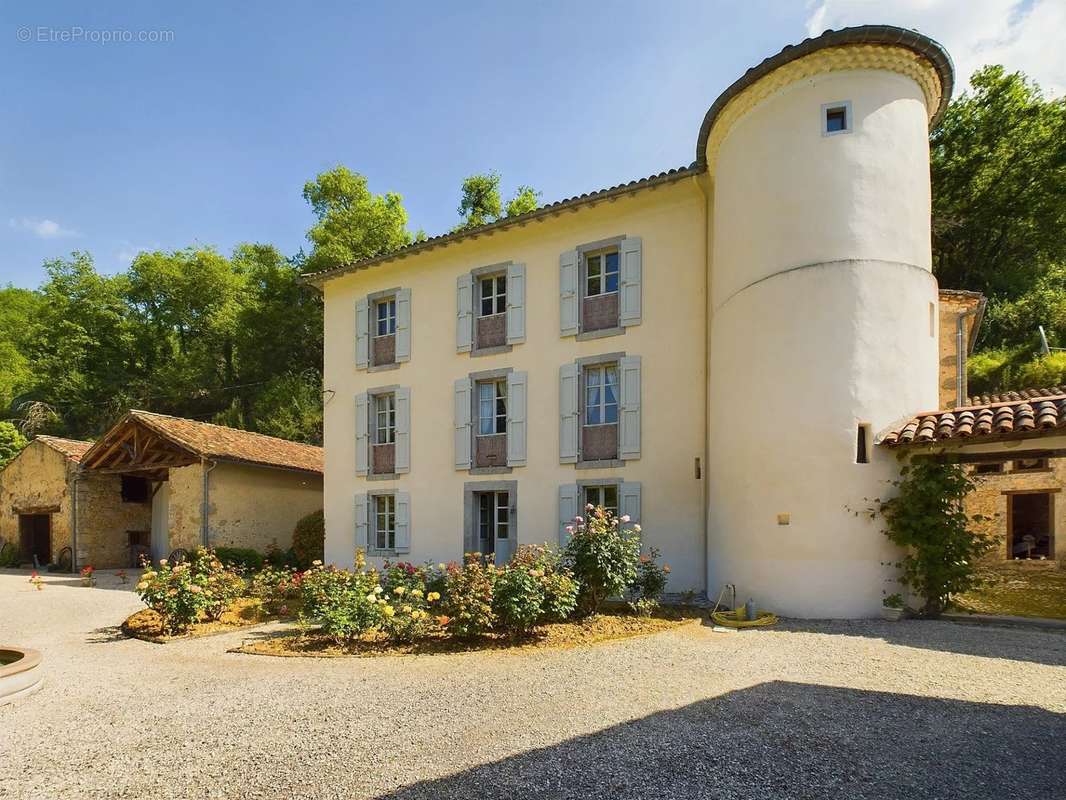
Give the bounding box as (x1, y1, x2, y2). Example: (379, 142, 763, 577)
(80, 565, 96, 587)
(881, 592, 905, 621)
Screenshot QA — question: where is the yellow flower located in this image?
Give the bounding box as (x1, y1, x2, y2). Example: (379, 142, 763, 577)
(382, 605, 395, 617)
(365, 593, 377, 602)
(427, 592, 440, 602)
(373, 585, 383, 594)
(402, 605, 412, 613)
(393, 586, 406, 596)
(410, 588, 423, 598)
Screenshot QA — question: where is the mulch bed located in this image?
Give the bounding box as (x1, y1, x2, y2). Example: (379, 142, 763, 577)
(234, 606, 704, 658)
(122, 598, 289, 643)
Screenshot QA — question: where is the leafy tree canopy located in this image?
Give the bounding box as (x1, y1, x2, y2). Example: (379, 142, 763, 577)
(0, 421, 28, 468)
(456, 172, 541, 231)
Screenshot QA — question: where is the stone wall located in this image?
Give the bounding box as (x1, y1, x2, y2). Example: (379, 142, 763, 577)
(0, 442, 72, 564)
(205, 462, 323, 553)
(938, 292, 983, 409)
(965, 458, 1065, 563)
(75, 474, 153, 568)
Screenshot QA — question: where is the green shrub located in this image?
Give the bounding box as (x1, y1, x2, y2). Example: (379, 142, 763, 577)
(492, 565, 545, 638)
(214, 547, 264, 572)
(136, 561, 213, 635)
(188, 548, 246, 620)
(265, 544, 300, 569)
(564, 505, 641, 615)
(866, 459, 993, 617)
(299, 563, 382, 643)
(292, 509, 325, 568)
(511, 543, 578, 623)
(441, 555, 496, 638)
(627, 548, 670, 616)
(249, 565, 303, 614)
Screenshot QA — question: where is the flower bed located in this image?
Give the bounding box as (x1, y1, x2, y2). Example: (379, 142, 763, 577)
(234, 606, 702, 658)
(123, 597, 284, 642)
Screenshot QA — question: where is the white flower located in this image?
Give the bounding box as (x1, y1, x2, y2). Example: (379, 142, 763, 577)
(632, 524, 642, 533)
(620, 515, 631, 523)
(586, 503, 594, 511)
(565, 525, 574, 533)
(574, 516, 584, 524)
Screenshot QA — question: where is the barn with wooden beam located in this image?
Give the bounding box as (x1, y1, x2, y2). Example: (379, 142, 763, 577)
(74, 410, 323, 567)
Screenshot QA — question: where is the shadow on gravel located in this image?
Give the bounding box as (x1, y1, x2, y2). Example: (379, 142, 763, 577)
(375, 681, 1065, 800)
(85, 625, 128, 644)
(775, 619, 1066, 667)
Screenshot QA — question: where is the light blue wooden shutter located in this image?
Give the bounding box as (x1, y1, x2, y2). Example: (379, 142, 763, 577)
(394, 387, 411, 474)
(355, 392, 369, 476)
(454, 377, 472, 470)
(620, 482, 642, 529)
(354, 493, 369, 551)
(395, 492, 411, 554)
(506, 262, 526, 344)
(355, 297, 370, 369)
(619, 236, 643, 327)
(558, 484, 579, 547)
(619, 355, 641, 460)
(506, 370, 527, 467)
(559, 362, 579, 463)
(395, 288, 412, 362)
(456, 273, 473, 353)
(559, 250, 579, 336)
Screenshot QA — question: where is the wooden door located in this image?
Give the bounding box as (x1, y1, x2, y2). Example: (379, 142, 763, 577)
(19, 514, 51, 565)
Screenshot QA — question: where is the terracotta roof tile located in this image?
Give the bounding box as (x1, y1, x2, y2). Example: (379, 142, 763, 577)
(881, 391, 1066, 447)
(35, 436, 93, 463)
(126, 410, 322, 474)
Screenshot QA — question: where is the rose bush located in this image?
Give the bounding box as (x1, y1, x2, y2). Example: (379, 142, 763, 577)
(299, 562, 383, 644)
(249, 565, 303, 614)
(564, 505, 641, 615)
(441, 555, 496, 639)
(627, 547, 670, 616)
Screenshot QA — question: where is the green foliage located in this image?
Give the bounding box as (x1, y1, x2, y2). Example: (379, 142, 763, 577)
(492, 565, 546, 638)
(291, 509, 325, 568)
(302, 166, 419, 275)
(511, 543, 578, 623)
(213, 547, 265, 572)
(0, 285, 40, 410)
(248, 565, 302, 614)
(564, 505, 642, 615)
(441, 555, 496, 638)
(505, 185, 541, 218)
(627, 548, 670, 616)
(299, 564, 382, 644)
(1014, 352, 1066, 389)
(0, 422, 28, 468)
(134, 549, 243, 634)
(456, 172, 502, 230)
(932, 66, 1066, 301)
(869, 460, 993, 617)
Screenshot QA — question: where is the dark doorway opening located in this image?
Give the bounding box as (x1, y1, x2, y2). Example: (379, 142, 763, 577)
(1009, 492, 1054, 559)
(19, 514, 51, 565)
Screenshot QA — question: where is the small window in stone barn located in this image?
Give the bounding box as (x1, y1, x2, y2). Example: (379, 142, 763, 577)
(856, 424, 870, 464)
(121, 475, 150, 503)
(975, 462, 1004, 474)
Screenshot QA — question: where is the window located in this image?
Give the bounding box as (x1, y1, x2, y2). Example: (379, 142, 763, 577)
(584, 485, 618, 516)
(585, 365, 619, 425)
(480, 275, 506, 317)
(375, 393, 396, 444)
(478, 491, 510, 555)
(856, 424, 870, 464)
(121, 475, 150, 503)
(477, 380, 507, 435)
(975, 462, 1004, 474)
(585, 250, 619, 297)
(822, 101, 852, 136)
(1014, 458, 1048, 472)
(375, 298, 396, 337)
(374, 494, 396, 551)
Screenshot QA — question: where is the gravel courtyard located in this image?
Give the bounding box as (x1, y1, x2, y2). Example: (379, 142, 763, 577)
(2, 570, 1064, 800)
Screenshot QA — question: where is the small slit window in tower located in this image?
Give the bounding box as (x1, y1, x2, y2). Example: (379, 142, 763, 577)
(856, 423, 871, 464)
(822, 101, 852, 136)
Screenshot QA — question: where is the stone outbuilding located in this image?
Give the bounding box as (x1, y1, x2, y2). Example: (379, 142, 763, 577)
(77, 410, 324, 566)
(0, 436, 152, 569)
(0, 412, 324, 569)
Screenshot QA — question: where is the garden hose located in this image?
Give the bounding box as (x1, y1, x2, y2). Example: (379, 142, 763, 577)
(710, 609, 779, 628)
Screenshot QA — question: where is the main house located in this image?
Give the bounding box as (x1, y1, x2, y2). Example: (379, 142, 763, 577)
(305, 25, 960, 617)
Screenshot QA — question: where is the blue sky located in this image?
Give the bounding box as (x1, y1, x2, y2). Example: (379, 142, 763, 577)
(2, 1, 1060, 289)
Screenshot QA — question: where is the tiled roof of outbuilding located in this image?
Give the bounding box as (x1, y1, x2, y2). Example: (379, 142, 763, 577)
(35, 436, 93, 463)
(123, 411, 323, 474)
(880, 391, 1066, 447)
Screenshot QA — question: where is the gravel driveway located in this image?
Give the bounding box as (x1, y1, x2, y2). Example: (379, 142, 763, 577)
(2, 569, 1064, 800)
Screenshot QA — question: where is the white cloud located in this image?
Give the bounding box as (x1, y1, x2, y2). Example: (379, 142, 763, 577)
(8, 216, 79, 239)
(805, 0, 1065, 96)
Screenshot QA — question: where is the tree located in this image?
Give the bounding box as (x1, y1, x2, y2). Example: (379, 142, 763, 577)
(505, 185, 541, 218)
(0, 286, 41, 412)
(302, 167, 419, 275)
(932, 66, 1066, 301)
(0, 421, 28, 468)
(456, 172, 502, 230)
(456, 173, 541, 230)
